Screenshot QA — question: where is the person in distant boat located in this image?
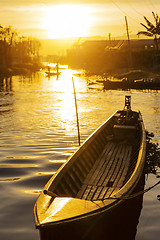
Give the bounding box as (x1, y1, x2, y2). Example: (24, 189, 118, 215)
(56, 64, 59, 74)
(47, 66, 51, 73)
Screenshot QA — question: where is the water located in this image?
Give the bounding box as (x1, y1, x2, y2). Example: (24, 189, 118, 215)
(0, 66, 160, 240)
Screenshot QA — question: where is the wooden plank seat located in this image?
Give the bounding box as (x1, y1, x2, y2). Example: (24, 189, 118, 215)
(113, 124, 137, 139)
(76, 141, 132, 201)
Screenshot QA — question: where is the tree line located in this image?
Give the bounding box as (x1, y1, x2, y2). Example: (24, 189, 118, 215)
(138, 11, 160, 51)
(0, 25, 41, 74)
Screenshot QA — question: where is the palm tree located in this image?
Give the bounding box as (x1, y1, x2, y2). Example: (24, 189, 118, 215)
(137, 12, 160, 51)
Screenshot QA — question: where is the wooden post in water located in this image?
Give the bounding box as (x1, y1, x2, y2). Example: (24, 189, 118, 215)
(72, 77, 81, 146)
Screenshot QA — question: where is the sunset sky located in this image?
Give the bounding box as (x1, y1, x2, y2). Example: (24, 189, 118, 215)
(1, 0, 160, 39)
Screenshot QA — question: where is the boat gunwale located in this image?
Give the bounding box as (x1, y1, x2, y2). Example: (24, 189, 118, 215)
(34, 110, 146, 228)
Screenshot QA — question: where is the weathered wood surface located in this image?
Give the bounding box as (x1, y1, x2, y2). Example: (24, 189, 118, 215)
(76, 141, 132, 201)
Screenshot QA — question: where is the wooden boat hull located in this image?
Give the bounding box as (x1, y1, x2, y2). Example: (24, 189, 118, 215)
(45, 71, 61, 76)
(38, 174, 145, 240)
(103, 80, 160, 90)
(34, 104, 146, 239)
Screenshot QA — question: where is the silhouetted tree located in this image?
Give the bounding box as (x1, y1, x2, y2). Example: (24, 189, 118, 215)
(0, 25, 41, 71)
(0, 25, 17, 68)
(137, 12, 160, 51)
(29, 37, 41, 59)
(14, 36, 41, 63)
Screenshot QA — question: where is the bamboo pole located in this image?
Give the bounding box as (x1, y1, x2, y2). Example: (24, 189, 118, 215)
(72, 77, 81, 146)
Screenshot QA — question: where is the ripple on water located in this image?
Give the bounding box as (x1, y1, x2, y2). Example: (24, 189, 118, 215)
(0, 167, 33, 178)
(49, 159, 66, 163)
(2, 158, 39, 164)
(0, 74, 160, 240)
(13, 173, 54, 189)
(0, 177, 21, 182)
(0, 161, 39, 184)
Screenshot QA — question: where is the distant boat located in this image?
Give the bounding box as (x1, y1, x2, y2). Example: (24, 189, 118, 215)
(34, 96, 146, 240)
(103, 78, 160, 90)
(45, 71, 61, 76)
(45, 63, 61, 77)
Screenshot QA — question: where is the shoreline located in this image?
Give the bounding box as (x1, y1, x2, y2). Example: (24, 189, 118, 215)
(0, 62, 43, 77)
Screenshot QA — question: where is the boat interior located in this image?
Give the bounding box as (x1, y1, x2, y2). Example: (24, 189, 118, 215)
(47, 110, 141, 202)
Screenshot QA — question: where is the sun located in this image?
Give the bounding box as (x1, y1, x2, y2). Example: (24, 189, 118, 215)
(42, 4, 93, 39)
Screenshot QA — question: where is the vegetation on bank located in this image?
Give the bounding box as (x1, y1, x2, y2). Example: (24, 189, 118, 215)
(62, 33, 160, 79)
(137, 12, 160, 51)
(0, 25, 42, 76)
(145, 131, 160, 175)
(64, 43, 160, 80)
(113, 70, 160, 81)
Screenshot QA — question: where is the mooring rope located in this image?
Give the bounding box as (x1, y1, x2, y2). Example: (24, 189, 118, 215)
(93, 180, 160, 202)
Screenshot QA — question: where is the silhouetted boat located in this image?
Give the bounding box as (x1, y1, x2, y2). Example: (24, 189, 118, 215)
(45, 71, 61, 77)
(45, 63, 61, 77)
(34, 96, 146, 240)
(103, 78, 160, 90)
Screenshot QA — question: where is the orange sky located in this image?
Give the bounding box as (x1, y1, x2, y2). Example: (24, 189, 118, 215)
(1, 1, 160, 39)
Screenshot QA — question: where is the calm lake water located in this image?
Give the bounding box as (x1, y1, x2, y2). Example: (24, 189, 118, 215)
(0, 65, 160, 240)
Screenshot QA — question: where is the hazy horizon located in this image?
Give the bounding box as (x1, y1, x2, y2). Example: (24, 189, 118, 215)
(39, 36, 155, 57)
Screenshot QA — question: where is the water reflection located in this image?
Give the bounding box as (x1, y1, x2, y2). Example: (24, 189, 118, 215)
(44, 67, 85, 133)
(0, 76, 12, 92)
(0, 65, 160, 240)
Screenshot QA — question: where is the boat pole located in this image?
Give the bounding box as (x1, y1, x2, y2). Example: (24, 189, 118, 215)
(72, 77, 81, 146)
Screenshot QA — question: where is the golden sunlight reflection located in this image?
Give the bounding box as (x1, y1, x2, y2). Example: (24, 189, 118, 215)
(36, 172, 56, 176)
(49, 160, 66, 163)
(49, 68, 83, 133)
(24, 190, 41, 195)
(42, 4, 93, 39)
(0, 164, 38, 168)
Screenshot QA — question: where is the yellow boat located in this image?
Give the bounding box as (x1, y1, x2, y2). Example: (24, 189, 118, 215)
(34, 96, 146, 240)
